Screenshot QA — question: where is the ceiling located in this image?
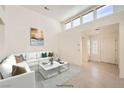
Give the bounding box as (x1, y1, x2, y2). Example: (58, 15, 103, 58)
(82, 24, 119, 36)
(23, 5, 94, 22)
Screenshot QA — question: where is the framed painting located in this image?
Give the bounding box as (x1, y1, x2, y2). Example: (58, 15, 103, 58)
(30, 28, 44, 46)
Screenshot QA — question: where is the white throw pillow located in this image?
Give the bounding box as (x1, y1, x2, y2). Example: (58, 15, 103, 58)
(0, 55, 16, 78)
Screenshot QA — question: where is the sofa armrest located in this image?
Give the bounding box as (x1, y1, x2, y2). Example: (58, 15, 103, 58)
(0, 71, 35, 88)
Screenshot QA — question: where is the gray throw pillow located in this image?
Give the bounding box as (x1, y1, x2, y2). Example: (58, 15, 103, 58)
(12, 65, 27, 76)
(15, 55, 25, 63)
(0, 72, 4, 79)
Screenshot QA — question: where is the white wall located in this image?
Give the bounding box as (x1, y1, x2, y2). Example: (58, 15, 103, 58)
(81, 36, 89, 64)
(4, 6, 61, 56)
(58, 31, 82, 66)
(59, 11, 124, 78)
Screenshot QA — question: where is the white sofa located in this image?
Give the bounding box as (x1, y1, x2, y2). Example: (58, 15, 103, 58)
(0, 51, 52, 88)
(0, 55, 35, 88)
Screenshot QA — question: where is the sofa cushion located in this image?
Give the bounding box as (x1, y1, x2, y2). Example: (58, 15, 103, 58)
(12, 65, 27, 76)
(26, 52, 37, 60)
(0, 55, 16, 78)
(36, 52, 42, 58)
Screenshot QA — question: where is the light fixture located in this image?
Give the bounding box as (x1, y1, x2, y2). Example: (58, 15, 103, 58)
(44, 7, 50, 11)
(92, 28, 101, 34)
(95, 28, 100, 31)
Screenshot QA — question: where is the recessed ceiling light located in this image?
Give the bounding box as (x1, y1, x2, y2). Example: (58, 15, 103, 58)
(92, 28, 101, 34)
(44, 7, 50, 11)
(95, 28, 100, 31)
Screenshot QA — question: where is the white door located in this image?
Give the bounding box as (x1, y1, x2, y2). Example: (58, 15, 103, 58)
(90, 35, 101, 62)
(82, 37, 88, 63)
(100, 33, 117, 64)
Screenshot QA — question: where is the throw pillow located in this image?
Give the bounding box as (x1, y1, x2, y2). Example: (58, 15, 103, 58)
(48, 52, 54, 57)
(0, 72, 4, 80)
(15, 55, 25, 63)
(41, 52, 47, 58)
(0, 55, 16, 79)
(12, 65, 27, 76)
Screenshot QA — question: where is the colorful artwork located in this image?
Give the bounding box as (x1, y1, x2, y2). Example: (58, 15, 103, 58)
(30, 28, 44, 46)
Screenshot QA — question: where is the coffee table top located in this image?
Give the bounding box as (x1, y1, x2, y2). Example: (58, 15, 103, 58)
(39, 61, 68, 71)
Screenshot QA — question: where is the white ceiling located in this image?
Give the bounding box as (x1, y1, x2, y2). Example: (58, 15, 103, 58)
(82, 24, 118, 36)
(23, 5, 94, 22)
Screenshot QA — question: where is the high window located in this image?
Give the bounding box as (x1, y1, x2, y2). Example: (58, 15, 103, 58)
(64, 5, 114, 30)
(82, 11, 94, 23)
(72, 17, 80, 27)
(65, 22, 71, 30)
(96, 5, 113, 19)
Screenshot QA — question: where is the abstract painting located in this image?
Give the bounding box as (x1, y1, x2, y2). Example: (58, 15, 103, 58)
(30, 28, 44, 46)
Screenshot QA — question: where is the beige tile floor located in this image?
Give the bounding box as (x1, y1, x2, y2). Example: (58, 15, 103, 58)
(65, 62, 124, 88)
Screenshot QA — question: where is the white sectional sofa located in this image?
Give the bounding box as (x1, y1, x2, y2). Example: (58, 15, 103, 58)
(0, 51, 52, 88)
(0, 55, 35, 88)
(0, 51, 69, 88)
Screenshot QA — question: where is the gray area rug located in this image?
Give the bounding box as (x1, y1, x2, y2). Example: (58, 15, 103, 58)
(35, 64, 82, 88)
